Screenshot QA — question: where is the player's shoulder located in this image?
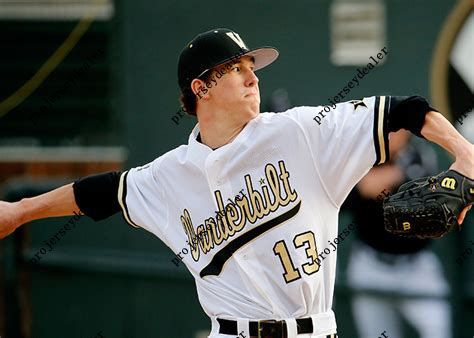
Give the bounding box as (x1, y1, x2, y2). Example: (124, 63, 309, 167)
(260, 106, 317, 118)
(129, 145, 187, 176)
(259, 97, 380, 133)
(155, 145, 188, 167)
(259, 105, 334, 129)
(258, 106, 318, 123)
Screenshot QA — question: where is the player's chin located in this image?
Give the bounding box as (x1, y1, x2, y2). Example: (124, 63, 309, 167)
(248, 103, 260, 117)
(245, 97, 260, 114)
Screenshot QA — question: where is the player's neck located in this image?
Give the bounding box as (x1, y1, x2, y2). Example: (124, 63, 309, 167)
(198, 121, 247, 149)
(197, 114, 253, 149)
(196, 104, 259, 149)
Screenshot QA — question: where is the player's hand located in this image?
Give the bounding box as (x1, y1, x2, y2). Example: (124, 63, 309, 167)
(458, 204, 472, 225)
(0, 200, 25, 239)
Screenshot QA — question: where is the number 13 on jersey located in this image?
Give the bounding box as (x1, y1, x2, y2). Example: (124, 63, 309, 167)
(273, 230, 320, 283)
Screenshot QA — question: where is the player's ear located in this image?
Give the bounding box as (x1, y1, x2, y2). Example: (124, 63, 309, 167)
(191, 79, 209, 100)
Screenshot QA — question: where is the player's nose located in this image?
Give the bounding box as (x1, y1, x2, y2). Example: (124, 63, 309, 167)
(245, 69, 259, 87)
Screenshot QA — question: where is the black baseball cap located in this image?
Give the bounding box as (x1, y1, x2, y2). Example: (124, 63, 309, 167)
(178, 28, 279, 91)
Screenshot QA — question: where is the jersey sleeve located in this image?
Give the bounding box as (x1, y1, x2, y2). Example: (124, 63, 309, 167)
(283, 96, 390, 207)
(118, 159, 169, 238)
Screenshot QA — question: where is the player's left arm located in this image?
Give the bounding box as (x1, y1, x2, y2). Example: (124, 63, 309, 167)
(387, 96, 473, 223)
(385, 96, 473, 179)
(420, 111, 474, 178)
(419, 111, 474, 223)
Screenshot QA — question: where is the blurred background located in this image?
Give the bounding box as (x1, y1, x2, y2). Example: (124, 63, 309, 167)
(0, 0, 472, 337)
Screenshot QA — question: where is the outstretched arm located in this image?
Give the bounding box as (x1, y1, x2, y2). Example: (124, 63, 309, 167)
(0, 171, 123, 239)
(0, 183, 80, 238)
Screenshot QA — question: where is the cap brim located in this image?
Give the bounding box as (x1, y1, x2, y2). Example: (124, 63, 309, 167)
(196, 46, 279, 79)
(244, 47, 279, 71)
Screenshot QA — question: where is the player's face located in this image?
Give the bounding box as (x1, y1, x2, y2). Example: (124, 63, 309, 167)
(208, 56, 260, 119)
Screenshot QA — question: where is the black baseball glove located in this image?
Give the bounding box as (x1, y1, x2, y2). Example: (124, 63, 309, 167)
(383, 169, 474, 239)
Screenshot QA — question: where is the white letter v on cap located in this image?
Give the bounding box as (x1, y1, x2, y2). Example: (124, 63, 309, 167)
(226, 32, 247, 49)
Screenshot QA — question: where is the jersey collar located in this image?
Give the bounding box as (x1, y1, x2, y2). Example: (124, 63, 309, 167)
(186, 115, 260, 167)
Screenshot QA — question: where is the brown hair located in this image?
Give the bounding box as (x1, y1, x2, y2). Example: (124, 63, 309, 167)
(179, 56, 244, 116)
(179, 70, 214, 116)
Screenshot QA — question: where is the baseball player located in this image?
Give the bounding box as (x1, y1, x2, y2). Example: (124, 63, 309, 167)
(1, 28, 473, 338)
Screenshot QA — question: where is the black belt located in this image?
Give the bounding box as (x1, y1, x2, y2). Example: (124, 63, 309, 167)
(217, 317, 337, 337)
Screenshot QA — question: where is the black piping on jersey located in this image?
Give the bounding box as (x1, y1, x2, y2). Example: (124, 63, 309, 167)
(118, 171, 141, 228)
(200, 200, 301, 278)
(373, 96, 390, 165)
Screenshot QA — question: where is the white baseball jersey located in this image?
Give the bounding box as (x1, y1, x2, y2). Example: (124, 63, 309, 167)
(118, 96, 389, 337)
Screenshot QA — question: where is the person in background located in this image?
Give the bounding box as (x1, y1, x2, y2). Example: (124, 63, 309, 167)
(342, 130, 452, 338)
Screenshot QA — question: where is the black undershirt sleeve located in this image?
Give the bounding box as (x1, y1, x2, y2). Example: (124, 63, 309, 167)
(72, 171, 122, 221)
(386, 95, 437, 137)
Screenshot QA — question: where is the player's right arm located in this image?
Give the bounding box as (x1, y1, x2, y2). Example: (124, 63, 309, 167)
(0, 171, 123, 239)
(0, 183, 80, 238)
